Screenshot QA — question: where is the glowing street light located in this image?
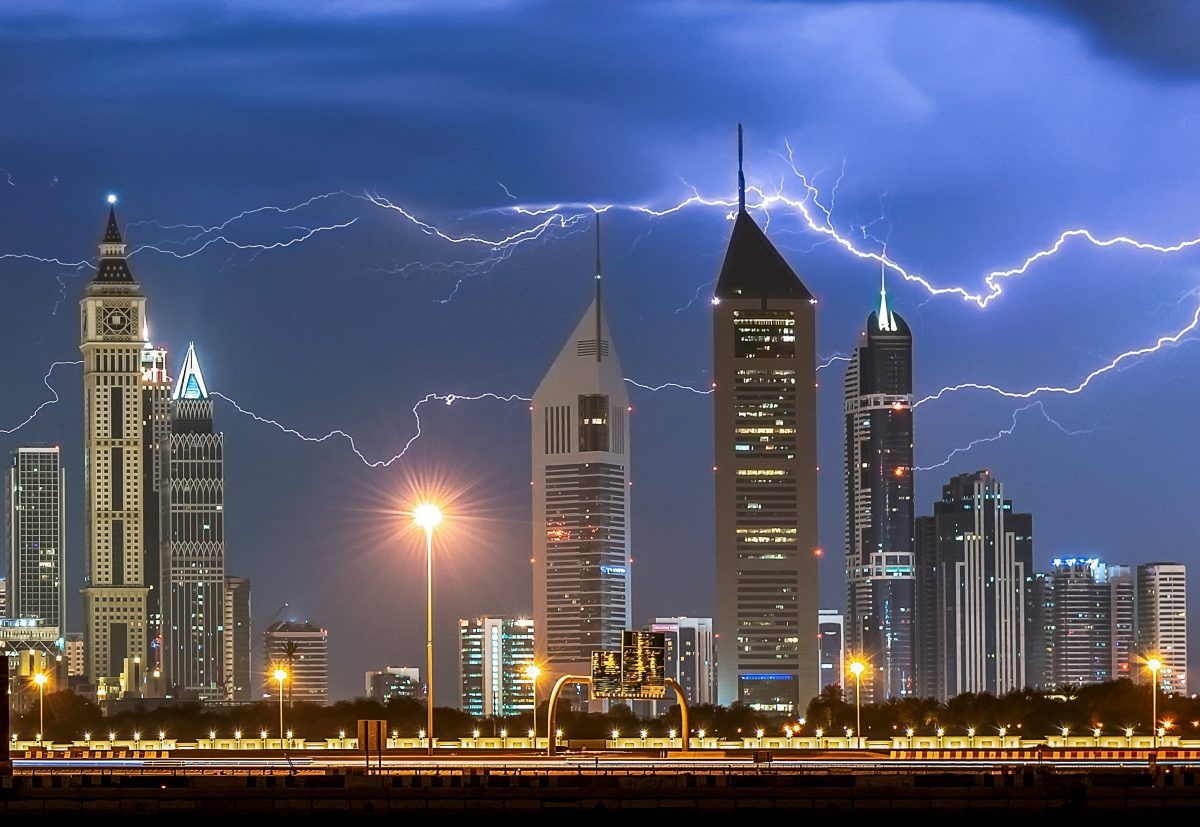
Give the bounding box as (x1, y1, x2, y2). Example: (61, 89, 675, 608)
(273, 668, 288, 742)
(31, 672, 48, 741)
(525, 664, 542, 742)
(847, 658, 867, 749)
(1147, 657, 1163, 749)
(413, 501, 443, 756)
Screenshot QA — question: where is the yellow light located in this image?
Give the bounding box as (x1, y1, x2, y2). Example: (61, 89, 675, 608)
(412, 503, 443, 531)
(848, 659, 866, 677)
(1147, 657, 1163, 673)
(611, 729, 620, 739)
(32, 672, 48, 687)
(273, 668, 288, 683)
(525, 664, 541, 681)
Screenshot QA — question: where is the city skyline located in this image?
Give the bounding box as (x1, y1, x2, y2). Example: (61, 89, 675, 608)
(3, 2, 1200, 701)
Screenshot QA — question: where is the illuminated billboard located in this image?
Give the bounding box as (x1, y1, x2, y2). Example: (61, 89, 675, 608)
(590, 650, 622, 698)
(590, 631, 667, 699)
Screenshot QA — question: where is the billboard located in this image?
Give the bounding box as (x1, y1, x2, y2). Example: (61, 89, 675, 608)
(591, 650, 622, 697)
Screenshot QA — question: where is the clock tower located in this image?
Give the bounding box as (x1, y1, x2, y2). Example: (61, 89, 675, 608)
(80, 200, 152, 696)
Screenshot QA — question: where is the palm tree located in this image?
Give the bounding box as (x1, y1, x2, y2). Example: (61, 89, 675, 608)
(281, 641, 299, 707)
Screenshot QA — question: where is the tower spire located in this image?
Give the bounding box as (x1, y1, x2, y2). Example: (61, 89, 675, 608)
(594, 212, 603, 362)
(877, 259, 897, 332)
(737, 123, 746, 214)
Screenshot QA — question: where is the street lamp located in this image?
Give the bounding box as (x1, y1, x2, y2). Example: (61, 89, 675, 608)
(525, 664, 542, 743)
(31, 672, 48, 741)
(273, 668, 288, 743)
(847, 658, 867, 748)
(413, 502, 443, 756)
(1147, 657, 1162, 749)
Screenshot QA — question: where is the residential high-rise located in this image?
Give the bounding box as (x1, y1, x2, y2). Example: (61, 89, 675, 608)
(366, 666, 423, 701)
(65, 632, 85, 678)
(531, 219, 631, 689)
(648, 617, 715, 705)
(713, 126, 819, 711)
(160, 343, 226, 701)
(263, 620, 328, 704)
(6, 446, 66, 629)
(223, 575, 252, 702)
(817, 609, 845, 692)
(81, 201, 153, 695)
(1136, 562, 1188, 695)
(459, 616, 536, 717)
(1108, 564, 1136, 680)
(843, 274, 915, 701)
(914, 470, 1034, 701)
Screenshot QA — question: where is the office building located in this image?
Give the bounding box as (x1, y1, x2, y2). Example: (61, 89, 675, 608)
(1136, 562, 1188, 695)
(263, 620, 328, 704)
(818, 609, 845, 692)
(80, 202, 153, 695)
(141, 331, 170, 681)
(366, 666, 423, 701)
(914, 470, 1033, 700)
(843, 274, 915, 701)
(223, 575, 252, 702)
(459, 616, 536, 717)
(159, 343, 226, 701)
(1039, 558, 1114, 687)
(648, 617, 715, 705)
(6, 446, 66, 629)
(65, 631, 85, 677)
(531, 219, 631, 688)
(1108, 564, 1136, 680)
(713, 126, 819, 711)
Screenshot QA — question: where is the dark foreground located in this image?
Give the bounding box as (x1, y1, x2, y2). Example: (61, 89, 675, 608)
(5, 767, 1200, 812)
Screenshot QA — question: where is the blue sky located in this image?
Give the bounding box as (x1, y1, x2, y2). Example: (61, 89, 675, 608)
(3, 0, 1200, 699)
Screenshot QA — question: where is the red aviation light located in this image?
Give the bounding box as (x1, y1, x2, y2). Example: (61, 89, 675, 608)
(814, 548, 824, 557)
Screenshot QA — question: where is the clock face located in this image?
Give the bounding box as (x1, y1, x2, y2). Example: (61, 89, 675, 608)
(101, 306, 135, 337)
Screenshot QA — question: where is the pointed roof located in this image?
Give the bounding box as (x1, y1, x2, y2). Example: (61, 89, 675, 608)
(877, 262, 897, 332)
(93, 200, 137, 285)
(103, 206, 123, 243)
(172, 341, 210, 400)
(714, 210, 812, 300)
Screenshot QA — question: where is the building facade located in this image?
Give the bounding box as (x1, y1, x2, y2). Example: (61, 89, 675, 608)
(366, 666, 423, 701)
(648, 617, 715, 705)
(818, 609, 845, 692)
(1040, 558, 1114, 688)
(160, 343, 226, 701)
(713, 128, 819, 711)
(531, 220, 631, 688)
(6, 446, 66, 629)
(263, 620, 328, 704)
(1136, 562, 1188, 695)
(223, 575, 252, 701)
(80, 203, 153, 695)
(459, 616, 536, 717)
(914, 470, 1034, 701)
(141, 334, 170, 681)
(1108, 564, 1136, 680)
(843, 277, 915, 701)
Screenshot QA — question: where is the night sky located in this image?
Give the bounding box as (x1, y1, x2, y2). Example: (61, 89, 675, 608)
(3, 1, 1200, 701)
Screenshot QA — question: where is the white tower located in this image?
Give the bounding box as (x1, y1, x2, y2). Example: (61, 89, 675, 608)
(531, 217, 632, 689)
(80, 198, 151, 695)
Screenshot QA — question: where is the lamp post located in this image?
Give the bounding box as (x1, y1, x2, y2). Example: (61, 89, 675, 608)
(32, 672, 48, 742)
(273, 668, 288, 743)
(525, 664, 541, 744)
(1147, 657, 1162, 749)
(847, 659, 866, 748)
(413, 502, 443, 756)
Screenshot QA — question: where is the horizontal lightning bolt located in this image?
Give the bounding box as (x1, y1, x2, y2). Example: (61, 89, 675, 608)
(914, 400, 1097, 472)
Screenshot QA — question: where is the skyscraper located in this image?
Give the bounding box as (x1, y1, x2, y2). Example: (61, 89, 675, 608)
(843, 273, 915, 701)
(1136, 562, 1188, 695)
(1041, 558, 1114, 687)
(648, 617, 716, 705)
(141, 331, 170, 682)
(263, 620, 328, 703)
(713, 126, 819, 711)
(160, 343, 226, 701)
(223, 575, 252, 701)
(1108, 564, 1136, 680)
(531, 218, 631, 689)
(914, 470, 1033, 700)
(81, 201, 153, 695)
(6, 446, 66, 629)
(459, 616, 536, 717)
(817, 609, 845, 692)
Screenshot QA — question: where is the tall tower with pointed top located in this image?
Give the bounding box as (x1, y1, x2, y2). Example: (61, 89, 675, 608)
(532, 217, 632, 690)
(160, 342, 226, 701)
(843, 272, 916, 701)
(713, 128, 819, 710)
(80, 200, 153, 694)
